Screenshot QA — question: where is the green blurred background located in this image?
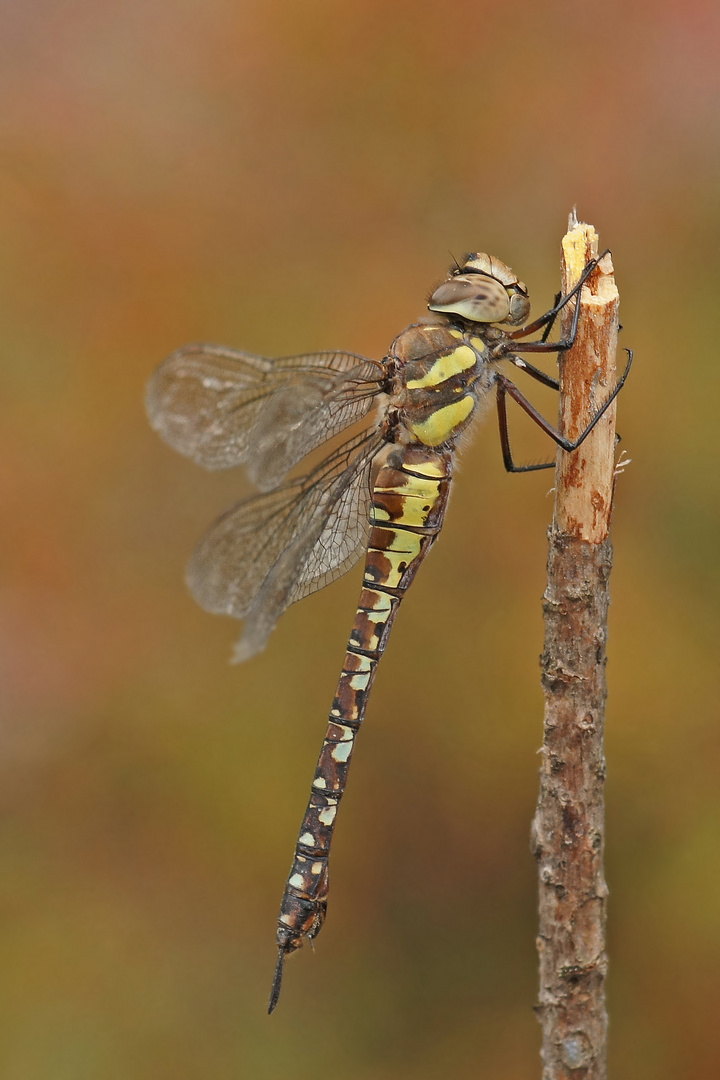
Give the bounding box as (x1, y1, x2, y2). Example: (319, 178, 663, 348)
(2, 1, 719, 1076)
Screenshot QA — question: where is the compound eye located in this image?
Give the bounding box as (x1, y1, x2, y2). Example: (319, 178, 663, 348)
(428, 274, 510, 323)
(506, 291, 531, 326)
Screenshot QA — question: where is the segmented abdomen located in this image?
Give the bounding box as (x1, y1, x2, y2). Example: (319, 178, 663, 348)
(272, 445, 452, 1003)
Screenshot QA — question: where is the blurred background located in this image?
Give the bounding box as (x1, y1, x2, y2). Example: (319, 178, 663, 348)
(1, 0, 719, 1076)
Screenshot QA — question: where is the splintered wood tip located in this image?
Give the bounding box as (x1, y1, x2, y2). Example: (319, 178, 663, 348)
(555, 222, 621, 543)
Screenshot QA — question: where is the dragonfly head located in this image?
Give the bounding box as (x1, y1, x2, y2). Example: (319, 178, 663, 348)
(428, 252, 531, 326)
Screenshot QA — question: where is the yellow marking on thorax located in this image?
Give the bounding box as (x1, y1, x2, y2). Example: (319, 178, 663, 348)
(405, 345, 477, 389)
(470, 337, 486, 351)
(409, 395, 475, 446)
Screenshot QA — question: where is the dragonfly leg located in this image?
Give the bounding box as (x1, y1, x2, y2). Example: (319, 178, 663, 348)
(496, 375, 555, 473)
(539, 291, 562, 342)
(496, 349, 633, 473)
(506, 249, 610, 349)
(505, 355, 559, 390)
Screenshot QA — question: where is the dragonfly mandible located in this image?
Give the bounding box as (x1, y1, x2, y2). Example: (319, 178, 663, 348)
(145, 250, 631, 1012)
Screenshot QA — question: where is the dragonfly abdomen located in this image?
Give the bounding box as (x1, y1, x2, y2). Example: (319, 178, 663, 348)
(270, 445, 452, 1010)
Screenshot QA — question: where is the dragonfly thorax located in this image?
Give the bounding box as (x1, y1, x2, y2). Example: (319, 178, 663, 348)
(386, 320, 495, 448)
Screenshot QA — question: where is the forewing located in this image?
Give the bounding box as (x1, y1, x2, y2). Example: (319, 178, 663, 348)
(146, 343, 381, 487)
(186, 431, 383, 661)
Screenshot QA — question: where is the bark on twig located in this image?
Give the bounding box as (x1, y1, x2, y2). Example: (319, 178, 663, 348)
(532, 217, 620, 1080)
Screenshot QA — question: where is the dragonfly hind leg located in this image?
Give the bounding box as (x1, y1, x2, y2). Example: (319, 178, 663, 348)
(496, 350, 633, 474)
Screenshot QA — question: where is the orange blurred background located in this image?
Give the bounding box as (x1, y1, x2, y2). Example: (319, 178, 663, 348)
(2, 1, 719, 1076)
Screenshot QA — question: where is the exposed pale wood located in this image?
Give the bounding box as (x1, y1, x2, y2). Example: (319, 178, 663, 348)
(533, 218, 621, 1080)
(554, 224, 619, 542)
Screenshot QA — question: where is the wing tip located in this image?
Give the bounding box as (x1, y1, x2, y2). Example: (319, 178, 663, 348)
(231, 634, 267, 664)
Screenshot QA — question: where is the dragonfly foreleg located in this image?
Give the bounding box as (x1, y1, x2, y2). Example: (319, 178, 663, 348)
(505, 249, 610, 350)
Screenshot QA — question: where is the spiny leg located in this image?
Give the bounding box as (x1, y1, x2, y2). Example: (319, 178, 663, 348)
(506, 249, 610, 347)
(495, 350, 633, 473)
(496, 352, 561, 473)
(539, 291, 562, 343)
(501, 253, 612, 386)
(506, 355, 559, 390)
(496, 250, 626, 470)
(496, 378, 554, 474)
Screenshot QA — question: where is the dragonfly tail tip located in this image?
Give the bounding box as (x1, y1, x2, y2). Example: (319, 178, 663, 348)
(268, 946, 286, 1014)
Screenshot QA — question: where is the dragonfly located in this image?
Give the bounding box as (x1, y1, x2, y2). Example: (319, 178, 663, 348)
(145, 249, 631, 1012)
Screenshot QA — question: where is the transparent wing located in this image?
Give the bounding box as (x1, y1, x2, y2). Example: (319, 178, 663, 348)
(186, 430, 384, 662)
(146, 343, 382, 490)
